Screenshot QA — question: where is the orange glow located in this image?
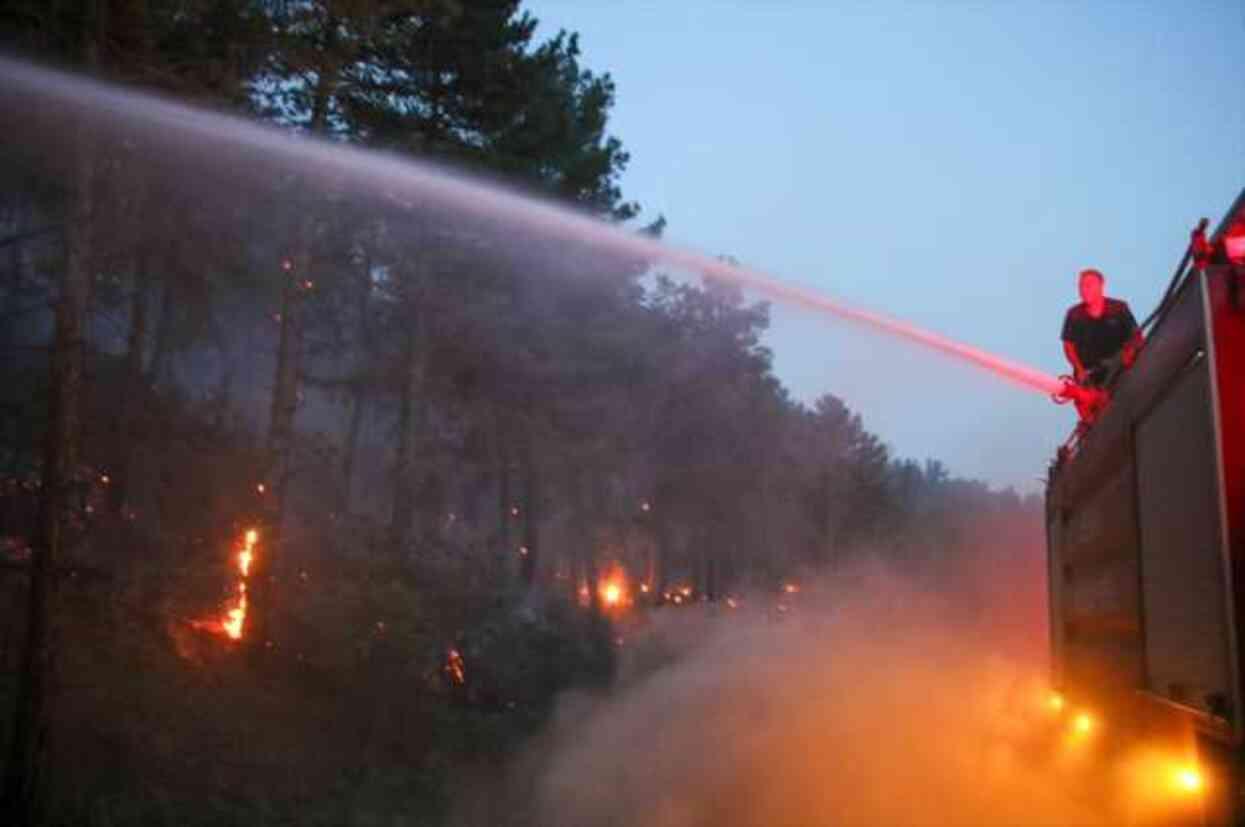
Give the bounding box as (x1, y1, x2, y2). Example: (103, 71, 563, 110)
(597, 567, 629, 609)
(1173, 766, 1203, 793)
(680, 586, 692, 597)
(784, 583, 800, 594)
(238, 529, 257, 577)
(640, 583, 649, 593)
(1047, 692, 1065, 712)
(222, 584, 247, 640)
(193, 527, 258, 642)
(602, 582, 623, 606)
(1072, 713, 1094, 735)
(256, 483, 265, 494)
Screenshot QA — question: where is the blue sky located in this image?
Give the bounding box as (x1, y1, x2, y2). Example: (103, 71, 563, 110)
(529, 1, 1244, 491)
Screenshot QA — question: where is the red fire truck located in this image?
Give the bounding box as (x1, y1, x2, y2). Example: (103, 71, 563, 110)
(1046, 188, 1245, 824)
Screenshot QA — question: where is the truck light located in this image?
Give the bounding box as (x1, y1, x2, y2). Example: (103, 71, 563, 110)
(1225, 228, 1245, 266)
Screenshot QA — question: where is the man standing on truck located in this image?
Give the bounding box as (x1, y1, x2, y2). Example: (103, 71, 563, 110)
(1061, 268, 1144, 387)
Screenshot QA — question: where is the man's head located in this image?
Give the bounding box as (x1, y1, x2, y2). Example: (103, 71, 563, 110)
(1078, 269, 1105, 307)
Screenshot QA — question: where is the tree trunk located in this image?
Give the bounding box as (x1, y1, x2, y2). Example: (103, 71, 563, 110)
(2, 94, 95, 827)
(252, 243, 307, 653)
(387, 322, 423, 558)
(250, 45, 338, 649)
(338, 392, 364, 515)
(108, 252, 150, 516)
(145, 271, 177, 386)
(494, 412, 512, 559)
(336, 251, 373, 517)
(518, 427, 538, 586)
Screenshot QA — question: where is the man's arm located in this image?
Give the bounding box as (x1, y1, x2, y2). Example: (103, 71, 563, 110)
(1063, 340, 1086, 381)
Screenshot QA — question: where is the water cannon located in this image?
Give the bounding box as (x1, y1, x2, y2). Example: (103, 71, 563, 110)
(1052, 377, 1109, 425)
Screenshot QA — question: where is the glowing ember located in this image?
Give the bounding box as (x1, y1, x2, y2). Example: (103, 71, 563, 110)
(1072, 713, 1094, 735)
(1046, 692, 1065, 712)
(99, 474, 110, 484)
(783, 583, 800, 594)
(601, 582, 623, 606)
(726, 597, 739, 609)
(639, 583, 649, 593)
(445, 648, 466, 685)
(680, 586, 692, 597)
(256, 483, 265, 494)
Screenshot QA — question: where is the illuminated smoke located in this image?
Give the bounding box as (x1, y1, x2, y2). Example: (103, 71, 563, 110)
(517, 566, 1107, 827)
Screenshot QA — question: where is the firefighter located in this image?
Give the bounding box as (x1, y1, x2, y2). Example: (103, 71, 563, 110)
(1061, 268, 1143, 388)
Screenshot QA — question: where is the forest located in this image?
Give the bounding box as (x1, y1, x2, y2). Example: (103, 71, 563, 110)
(0, 2, 1043, 825)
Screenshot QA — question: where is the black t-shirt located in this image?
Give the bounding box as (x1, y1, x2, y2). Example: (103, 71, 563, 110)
(1061, 298, 1138, 372)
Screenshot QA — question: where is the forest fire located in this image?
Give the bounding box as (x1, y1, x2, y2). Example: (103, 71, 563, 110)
(192, 527, 258, 641)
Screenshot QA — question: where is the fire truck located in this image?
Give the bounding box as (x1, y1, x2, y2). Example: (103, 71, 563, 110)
(1046, 188, 1245, 825)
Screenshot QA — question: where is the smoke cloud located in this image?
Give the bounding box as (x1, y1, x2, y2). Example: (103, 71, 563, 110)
(452, 552, 1120, 827)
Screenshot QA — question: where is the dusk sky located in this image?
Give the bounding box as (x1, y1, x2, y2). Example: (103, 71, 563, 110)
(529, 1, 1244, 491)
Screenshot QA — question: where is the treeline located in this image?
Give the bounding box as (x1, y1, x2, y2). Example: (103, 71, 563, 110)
(0, 2, 1041, 825)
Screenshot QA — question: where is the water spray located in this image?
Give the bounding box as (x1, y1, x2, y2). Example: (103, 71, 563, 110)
(0, 57, 1064, 397)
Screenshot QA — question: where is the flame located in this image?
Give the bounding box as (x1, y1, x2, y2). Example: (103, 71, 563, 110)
(601, 581, 623, 607)
(597, 567, 629, 609)
(1047, 692, 1065, 712)
(222, 583, 248, 640)
(239, 529, 257, 577)
(193, 527, 258, 642)
(1071, 712, 1094, 735)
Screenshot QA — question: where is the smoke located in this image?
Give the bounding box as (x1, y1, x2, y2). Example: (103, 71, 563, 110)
(451, 549, 1120, 827)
